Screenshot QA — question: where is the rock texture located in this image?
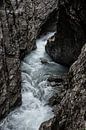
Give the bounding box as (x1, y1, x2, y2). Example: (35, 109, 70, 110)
(40, 43, 86, 130)
(46, 0, 86, 66)
(40, 0, 86, 130)
(39, 117, 59, 130)
(0, 0, 57, 120)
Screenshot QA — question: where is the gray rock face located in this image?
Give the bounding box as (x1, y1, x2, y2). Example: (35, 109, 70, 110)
(58, 43, 86, 130)
(46, 0, 86, 66)
(39, 0, 86, 129)
(40, 43, 86, 130)
(39, 117, 59, 130)
(40, 58, 49, 64)
(0, 0, 57, 120)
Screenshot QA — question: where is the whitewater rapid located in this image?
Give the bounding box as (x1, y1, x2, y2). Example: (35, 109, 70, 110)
(0, 32, 67, 130)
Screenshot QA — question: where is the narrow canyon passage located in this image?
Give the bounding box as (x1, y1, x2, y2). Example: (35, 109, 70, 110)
(0, 32, 67, 130)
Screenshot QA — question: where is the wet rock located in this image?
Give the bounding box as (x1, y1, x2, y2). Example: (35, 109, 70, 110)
(41, 44, 86, 130)
(40, 0, 86, 129)
(46, 0, 86, 66)
(48, 94, 61, 106)
(48, 75, 68, 106)
(40, 58, 49, 64)
(0, 0, 57, 120)
(48, 75, 64, 82)
(39, 117, 59, 130)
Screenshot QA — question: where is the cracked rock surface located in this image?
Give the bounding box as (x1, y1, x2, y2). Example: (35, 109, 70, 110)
(40, 0, 86, 130)
(0, 0, 57, 120)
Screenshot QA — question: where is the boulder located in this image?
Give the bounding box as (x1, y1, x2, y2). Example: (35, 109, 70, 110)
(40, 58, 49, 64)
(46, 0, 86, 66)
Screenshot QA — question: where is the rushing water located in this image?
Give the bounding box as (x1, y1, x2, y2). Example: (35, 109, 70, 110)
(0, 32, 67, 130)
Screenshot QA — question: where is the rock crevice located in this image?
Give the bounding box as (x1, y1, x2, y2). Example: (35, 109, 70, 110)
(46, 0, 86, 66)
(0, 0, 57, 120)
(40, 0, 86, 130)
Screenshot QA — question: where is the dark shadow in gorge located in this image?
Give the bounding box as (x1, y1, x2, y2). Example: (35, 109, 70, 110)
(37, 9, 58, 37)
(20, 8, 58, 61)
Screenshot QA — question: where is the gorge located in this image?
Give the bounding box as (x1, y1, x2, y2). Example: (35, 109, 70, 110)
(0, 0, 86, 130)
(0, 0, 58, 120)
(0, 31, 67, 130)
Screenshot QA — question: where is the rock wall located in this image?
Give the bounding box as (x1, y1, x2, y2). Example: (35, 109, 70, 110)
(46, 0, 86, 66)
(0, 0, 57, 120)
(39, 0, 86, 129)
(40, 43, 86, 130)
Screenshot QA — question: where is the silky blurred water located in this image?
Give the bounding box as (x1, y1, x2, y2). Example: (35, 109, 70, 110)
(0, 32, 67, 130)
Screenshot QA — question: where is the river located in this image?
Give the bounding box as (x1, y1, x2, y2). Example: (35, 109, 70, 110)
(0, 32, 67, 130)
